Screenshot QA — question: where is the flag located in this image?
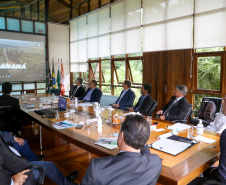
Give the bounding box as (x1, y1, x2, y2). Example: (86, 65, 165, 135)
(57, 58, 61, 89)
(46, 59, 51, 93)
(52, 59, 56, 89)
(60, 59, 65, 95)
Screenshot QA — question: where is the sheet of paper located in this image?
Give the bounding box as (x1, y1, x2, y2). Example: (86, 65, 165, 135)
(121, 112, 141, 116)
(154, 128, 166, 132)
(87, 118, 97, 123)
(158, 132, 173, 139)
(150, 138, 191, 156)
(78, 103, 94, 107)
(194, 135, 217, 144)
(52, 120, 77, 130)
(95, 138, 118, 150)
(167, 123, 191, 131)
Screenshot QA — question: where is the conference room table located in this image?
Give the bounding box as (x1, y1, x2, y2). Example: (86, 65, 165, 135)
(18, 93, 220, 185)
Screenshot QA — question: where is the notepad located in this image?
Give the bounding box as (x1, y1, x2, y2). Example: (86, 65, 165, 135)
(95, 138, 118, 150)
(194, 135, 217, 144)
(149, 138, 192, 156)
(53, 121, 77, 130)
(78, 103, 94, 107)
(157, 132, 173, 139)
(167, 123, 191, 132)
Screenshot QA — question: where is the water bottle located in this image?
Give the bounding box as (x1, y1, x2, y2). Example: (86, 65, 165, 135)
(97, 116, 102, 132)
(197, 120, 204, 135)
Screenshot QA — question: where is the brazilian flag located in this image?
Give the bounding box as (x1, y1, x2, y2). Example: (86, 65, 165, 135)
(52, 62, 56, 89)
(57, 59, 61, 89)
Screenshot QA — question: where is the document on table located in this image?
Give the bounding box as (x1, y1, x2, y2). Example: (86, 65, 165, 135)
(157, 132, 173, 139)
(149, 138, 192, 156)
(194, 135, 217, 144)
(95, 138, 118, 150)
(167, 123, 191, 131)
(78, 103, 94, 107)
(121, 112, 141, 116)
(53, 120, 77, 130)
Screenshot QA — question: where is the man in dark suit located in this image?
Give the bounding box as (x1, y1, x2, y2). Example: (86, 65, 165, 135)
(69, 77, 85, 99)
(156, 85, 190, 121)
(79, 80, 102, 102)
(0, 136, 78, 185)
(128, 83, 155, 115)
(80, 115, 162, 185)
(0, 82, 22, 133)
(112, 80, 135, 110)
(188, 128, 226, 185)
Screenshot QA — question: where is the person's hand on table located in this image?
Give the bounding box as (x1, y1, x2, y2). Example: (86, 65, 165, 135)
(12, 169, 29, 185)
(14, 137, 25, 146)
(156, 110, 163, 115)
(112, 104, 116, 108)
(128, 107, 134, 112)
(160, 116, 165, 120)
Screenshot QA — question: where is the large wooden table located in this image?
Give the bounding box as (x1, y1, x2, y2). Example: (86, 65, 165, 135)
(19, 94, 220, 185)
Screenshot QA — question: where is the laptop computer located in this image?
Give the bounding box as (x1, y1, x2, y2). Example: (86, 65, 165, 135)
(35, 97, 67, 115)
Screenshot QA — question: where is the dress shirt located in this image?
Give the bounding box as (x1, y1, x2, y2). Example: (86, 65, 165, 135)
(83, 88, 96, 101)
(118, 89, 129, 104)
(9, 146, 21, 185)
(205, 112, 226, 134)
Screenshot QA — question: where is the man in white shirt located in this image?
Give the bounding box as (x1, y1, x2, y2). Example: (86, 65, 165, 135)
(205, 96, 226, 134)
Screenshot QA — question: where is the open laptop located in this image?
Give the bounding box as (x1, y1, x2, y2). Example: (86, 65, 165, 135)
(35, 97, 67, 115)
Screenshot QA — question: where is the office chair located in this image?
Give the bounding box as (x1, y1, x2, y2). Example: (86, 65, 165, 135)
(201, 179, 226, 185)
(190, 97, 223, 127)
(29, 165, 45, 184)
(148, 100, 158, 116)
(173, 103, 193, 124)
(0, 105, 21, 135)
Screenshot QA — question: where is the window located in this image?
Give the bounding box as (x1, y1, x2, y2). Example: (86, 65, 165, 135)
(113, 61, 125, 85)
(128, 59, 143, 84)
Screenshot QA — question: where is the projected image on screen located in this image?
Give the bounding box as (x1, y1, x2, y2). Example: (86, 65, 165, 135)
(0, 34, 45, 82)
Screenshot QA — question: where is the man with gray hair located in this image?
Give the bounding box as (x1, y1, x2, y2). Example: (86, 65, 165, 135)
(156, 85, 190, 121)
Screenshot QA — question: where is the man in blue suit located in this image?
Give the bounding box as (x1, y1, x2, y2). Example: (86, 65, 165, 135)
(112, 80, 135, 110)
(79, 79, 102, 103)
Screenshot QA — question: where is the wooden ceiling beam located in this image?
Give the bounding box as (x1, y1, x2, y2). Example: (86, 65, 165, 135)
(56, 0, 70, 9)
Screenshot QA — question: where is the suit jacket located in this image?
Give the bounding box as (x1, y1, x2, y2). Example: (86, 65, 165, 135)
(114, 88, 135, 110)
(0, 130, 14, 143)
(133, 94, 155, 115)
(80, 145, 162, 185)
(79, 88, 102, 103)
(0, 94, 22, 132)
(162, 96, 190, 121)
(0, 136, 35, 185)
(69, 85, 85, 98)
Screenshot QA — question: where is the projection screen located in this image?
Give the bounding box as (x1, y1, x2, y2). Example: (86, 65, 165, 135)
(0, 31, 46, 82)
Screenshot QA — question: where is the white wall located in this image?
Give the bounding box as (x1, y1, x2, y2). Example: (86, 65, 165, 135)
(48, 23, 70, 92)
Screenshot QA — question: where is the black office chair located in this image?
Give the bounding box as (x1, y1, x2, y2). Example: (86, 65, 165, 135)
(148, 100, 158, 116)
(0, 105, 21, 135)
(190, 97, 223, 127)
(50, 88, 61, 96)
(173, 103, 193, 124)
(201, 179, 226, 185)
(29, 165, 45, 184)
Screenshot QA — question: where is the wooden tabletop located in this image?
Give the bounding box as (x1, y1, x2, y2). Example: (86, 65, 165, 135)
(18, 94, 220, 185)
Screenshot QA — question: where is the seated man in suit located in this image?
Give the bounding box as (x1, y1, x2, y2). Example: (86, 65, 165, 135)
(205, 95, 226, 134)
(79, 79, 102, 103)
(0, 82, 22, 133)
(112, 80, 135, 110)
(156, 84, 190, 121)
(0, 136, 78, 185)
(80, 115, 162, 185)
(69, 77, 85, 99)
(128, 83, 155, 115)
(0, 130, 45, 161)
(188, 128, 226, 185)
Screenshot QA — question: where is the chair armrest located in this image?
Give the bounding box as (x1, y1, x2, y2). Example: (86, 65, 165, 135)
(190, 109, 199, 119)
(29, 165, 45, 184)
(201, 179, 226, 185)
(172, 120, 188, 124)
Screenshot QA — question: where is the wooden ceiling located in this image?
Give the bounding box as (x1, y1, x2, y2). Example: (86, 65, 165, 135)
(0, 0, 118, 23)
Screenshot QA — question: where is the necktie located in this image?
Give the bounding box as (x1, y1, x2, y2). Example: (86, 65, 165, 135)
(72, 87, 78, 97)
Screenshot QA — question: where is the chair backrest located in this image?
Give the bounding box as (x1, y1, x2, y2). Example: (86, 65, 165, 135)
(184, 103, 193, 121)
(0, 105, 14, 118)
(148, 100, 158, 116)
(201, 179, 226, 185)
(0, 105, 15, 131)
(100, 94, 119, 106)
(202, 97, 223, 113)
(50, 88, 61, 96)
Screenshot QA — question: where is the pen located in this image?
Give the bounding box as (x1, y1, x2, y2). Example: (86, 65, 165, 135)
(204, 146, 216, 149)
